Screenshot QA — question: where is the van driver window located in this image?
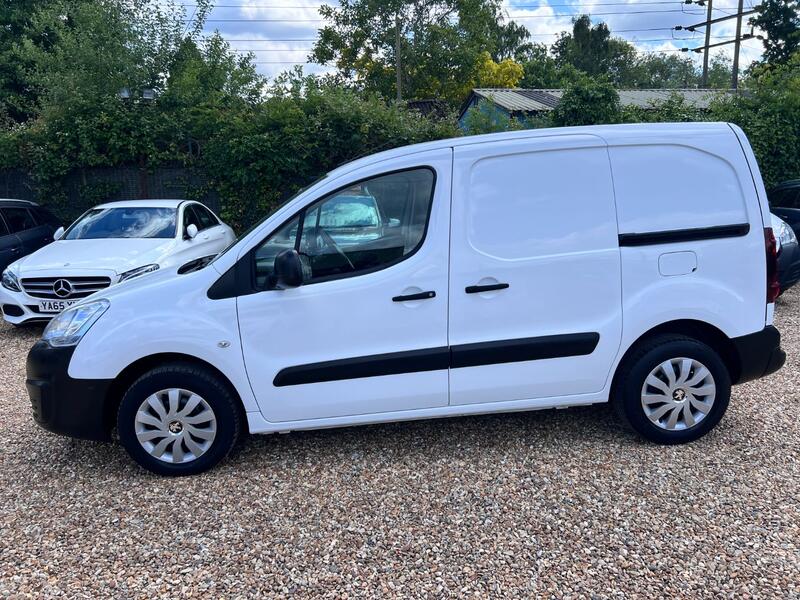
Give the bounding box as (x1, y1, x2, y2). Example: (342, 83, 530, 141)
(253, 168, 435, 288)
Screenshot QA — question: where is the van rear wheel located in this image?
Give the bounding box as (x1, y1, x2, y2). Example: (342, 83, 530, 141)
(117, 363, 242, 476)
(612, 335, 731, 444)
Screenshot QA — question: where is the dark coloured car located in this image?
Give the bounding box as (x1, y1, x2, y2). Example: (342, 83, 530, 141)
(772, 213, 800, 294)
(768, 180, 800, 236)
(0, 199, 62, 274)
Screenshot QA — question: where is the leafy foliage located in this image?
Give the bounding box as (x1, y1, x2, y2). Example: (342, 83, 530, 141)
(202, 75, 458, 229)
(750, 0, 800, 66)
(551, 77, 621, 126)
(311, 0, 531, 102)
(473, 52, 524, 88)
(460, 99, 526, 134)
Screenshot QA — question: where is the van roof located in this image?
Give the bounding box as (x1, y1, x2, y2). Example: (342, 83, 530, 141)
(327, 122, 735, 180)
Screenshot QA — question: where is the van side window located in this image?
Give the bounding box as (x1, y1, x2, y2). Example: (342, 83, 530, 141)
(1, 208, 36, 233)
(253, 168, 435, 288)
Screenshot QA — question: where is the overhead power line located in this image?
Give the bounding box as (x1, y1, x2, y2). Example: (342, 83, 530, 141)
(674, 3, 761, 88)
(196, 8, 711, 22)
(180, 0, 709, 6)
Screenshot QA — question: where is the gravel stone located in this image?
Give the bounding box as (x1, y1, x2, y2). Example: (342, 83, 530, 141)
(1, 290, 798, 597)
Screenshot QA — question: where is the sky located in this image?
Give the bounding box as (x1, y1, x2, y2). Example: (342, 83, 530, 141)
(182, 0, 766, 81)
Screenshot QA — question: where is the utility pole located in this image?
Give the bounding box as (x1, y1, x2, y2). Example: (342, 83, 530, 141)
(701, 0, 713, 87)
(675, 4, 759, 88)
(395, 13, 402, 102)
(731, 0, 745, 89)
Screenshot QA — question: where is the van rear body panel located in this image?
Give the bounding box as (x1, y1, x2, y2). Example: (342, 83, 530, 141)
(605, 125, 769, 358)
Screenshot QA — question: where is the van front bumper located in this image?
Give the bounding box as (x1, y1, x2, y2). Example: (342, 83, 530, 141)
(26, 341, 113, 441)
(732, 325, 786, 384)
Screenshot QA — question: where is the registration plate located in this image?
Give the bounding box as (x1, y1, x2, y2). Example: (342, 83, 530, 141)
(38, 300, 78, 313)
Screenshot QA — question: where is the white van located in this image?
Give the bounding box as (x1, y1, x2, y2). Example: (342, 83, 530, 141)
(26, 123, 785, 475)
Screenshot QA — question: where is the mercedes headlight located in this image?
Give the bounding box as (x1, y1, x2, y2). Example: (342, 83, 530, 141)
(42, 299, 110, 347)
(1, 269, 21, 292)
(118, 263, 159, 283)
(776, 219, 797, 247)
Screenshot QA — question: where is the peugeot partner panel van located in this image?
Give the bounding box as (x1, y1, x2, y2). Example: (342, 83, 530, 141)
(25, 123, 786, 475)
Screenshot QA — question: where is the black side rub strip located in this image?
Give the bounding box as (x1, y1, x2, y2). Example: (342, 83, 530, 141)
(618, 223, 750, 247)
(273, 333, 600, 386)
(273, 347, 449, 387)
(450, 333, 599, 369)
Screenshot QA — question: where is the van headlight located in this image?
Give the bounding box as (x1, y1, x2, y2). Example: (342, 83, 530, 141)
(118, 263, 159, 283)
(1, 269, 21, 292)
(42, 299, 110, 347)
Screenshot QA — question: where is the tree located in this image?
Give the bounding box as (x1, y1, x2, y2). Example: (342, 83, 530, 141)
(518, 43, 583, 88)
(473, 51, 524, 88)
(18, 0, 211, 119)
(706, 53, 733, 88)
(310, 0, 532, 102)
(551, 76, 621, 126)
(0, 0, 59, 123)
(552, 15, 637, 85)
(623, 54, 697, 88)
(750, 0, 800, 65)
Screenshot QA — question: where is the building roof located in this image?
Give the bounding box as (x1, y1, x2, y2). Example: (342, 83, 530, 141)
(406, 99, 450, 118)
(459, 88, 734, 120)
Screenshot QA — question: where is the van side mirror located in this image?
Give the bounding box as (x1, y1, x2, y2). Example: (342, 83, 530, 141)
(271, 249, 305, 289)
(53, 226, 65, 241)
(185, 224, 198, 240)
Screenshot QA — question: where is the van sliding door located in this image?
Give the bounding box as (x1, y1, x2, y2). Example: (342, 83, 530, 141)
(447, 135, 622, 406)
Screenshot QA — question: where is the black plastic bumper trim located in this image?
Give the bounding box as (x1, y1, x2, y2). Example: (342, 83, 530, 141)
(731, 325, 786, 384)
(2, 304, 24, 317)
(26, 341, 114, 441)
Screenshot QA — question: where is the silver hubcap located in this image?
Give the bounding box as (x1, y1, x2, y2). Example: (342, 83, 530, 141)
(641, 357, 716, 431)
(134, 388, 217, 464)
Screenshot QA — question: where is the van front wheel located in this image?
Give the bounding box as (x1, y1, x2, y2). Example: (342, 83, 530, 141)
(117, 363, 242, 475)
(612, 335, 731, 444)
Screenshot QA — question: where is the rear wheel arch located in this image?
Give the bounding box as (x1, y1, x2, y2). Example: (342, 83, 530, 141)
(104, 353, 247, 435)
(612, 320, 740, 395)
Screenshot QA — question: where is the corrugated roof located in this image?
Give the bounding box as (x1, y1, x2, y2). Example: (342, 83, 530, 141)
(461, 88, 733, 119)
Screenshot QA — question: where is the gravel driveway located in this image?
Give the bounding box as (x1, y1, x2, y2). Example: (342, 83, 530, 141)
(1, 291, 798, 598)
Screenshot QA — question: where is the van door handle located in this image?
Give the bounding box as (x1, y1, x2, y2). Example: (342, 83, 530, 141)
(10, 247, 20, 254)
(392, 291, 436, 302)
(465, 283, 509, 294)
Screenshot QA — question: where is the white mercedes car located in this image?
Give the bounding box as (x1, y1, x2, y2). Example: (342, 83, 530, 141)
(0, 199, 235, 325)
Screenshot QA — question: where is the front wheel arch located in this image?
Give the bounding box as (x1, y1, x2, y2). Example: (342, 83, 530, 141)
(104, 353, 247, 436)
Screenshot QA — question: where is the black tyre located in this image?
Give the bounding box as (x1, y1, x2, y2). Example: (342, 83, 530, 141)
(612, 335, 731, 444)
(117, 363, 242, 476)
